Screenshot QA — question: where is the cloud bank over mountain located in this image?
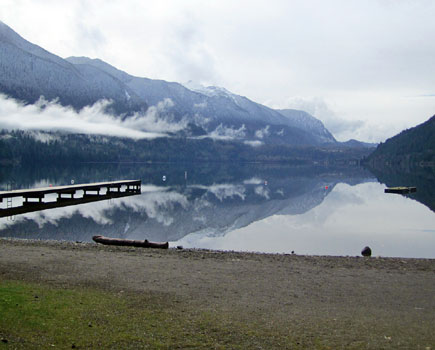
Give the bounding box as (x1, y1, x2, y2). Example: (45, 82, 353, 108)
(0, 95, 186, 139)
(2, 0, 434, 142)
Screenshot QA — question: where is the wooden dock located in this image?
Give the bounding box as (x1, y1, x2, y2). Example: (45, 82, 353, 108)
(0, 180, 141, 218)
(384, 186, 417, 194)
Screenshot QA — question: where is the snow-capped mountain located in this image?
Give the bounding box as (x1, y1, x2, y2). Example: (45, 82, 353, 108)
(66, 56, 329, 145)
(0, 21, 347, 146)
(276, 109, 336, 143)
(0, 21, 146, 114)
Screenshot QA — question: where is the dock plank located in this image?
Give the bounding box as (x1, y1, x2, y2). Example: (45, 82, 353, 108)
(0, 180, 141, 200)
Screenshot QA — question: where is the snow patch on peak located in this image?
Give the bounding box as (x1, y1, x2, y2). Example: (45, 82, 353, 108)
(183, 81, 235, 99)
(276, 109, 336, 143)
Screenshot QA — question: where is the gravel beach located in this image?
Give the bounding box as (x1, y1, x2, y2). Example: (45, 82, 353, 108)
(1, 238, 434, 349)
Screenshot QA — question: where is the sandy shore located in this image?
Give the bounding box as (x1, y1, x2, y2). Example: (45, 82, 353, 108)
(1, 238, 434, 348)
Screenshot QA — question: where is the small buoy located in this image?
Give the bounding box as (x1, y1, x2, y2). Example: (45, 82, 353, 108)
(325, 186, 328, 190)
(361, 246, 372, 257)
(162, 175, 166, 182)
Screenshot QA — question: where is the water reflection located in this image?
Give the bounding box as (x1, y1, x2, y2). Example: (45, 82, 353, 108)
(368, 165, 435, 212)
(179, 182, 434, 258)
(0, 164, 433, 258)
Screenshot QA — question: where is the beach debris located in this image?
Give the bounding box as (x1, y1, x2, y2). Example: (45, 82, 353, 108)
(177, 245, 183, 250)
(92, 235, 169, 249)
(361, 246, 372, 257)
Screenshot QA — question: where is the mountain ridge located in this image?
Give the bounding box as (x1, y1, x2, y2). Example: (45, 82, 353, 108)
(367, 115, 435, 166)
(0, 21, 372, 148)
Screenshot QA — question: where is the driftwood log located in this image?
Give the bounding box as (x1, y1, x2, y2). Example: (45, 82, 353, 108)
(92, 235, 169, 249)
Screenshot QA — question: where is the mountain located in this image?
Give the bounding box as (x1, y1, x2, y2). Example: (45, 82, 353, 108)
(339, 139, 378, 148)
(0, 21, 373, 149)
(365, 115, 435, 212)
(275, 109, 336, 143)
(0, 22, 146, 115)
(367, 115, 435, 168)
(0, 21, 339, 146)
(66, 57, 334, 145)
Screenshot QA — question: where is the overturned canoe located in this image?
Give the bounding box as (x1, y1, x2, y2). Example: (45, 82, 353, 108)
(92, 235, 169, 249)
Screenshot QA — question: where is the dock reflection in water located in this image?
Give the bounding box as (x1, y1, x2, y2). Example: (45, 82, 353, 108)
(0, 163, 433, 258)
(0, 180, 141, 218)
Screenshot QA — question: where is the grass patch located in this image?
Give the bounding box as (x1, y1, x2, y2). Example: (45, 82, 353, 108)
(0, 280, 315, 349)
(1, 280, 432, 349)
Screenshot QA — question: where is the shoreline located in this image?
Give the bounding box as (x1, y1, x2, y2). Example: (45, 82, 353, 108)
(2, 236, 435, 261)
(1, 237, 434, 349)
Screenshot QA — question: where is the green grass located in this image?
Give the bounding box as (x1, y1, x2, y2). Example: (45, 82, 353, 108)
(1, 280, 432, 349)
(0, 280, 312, 350)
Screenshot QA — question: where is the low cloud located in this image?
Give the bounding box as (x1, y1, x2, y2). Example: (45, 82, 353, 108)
(243, 140, 263, 147)
(202, 123, 246, 141)
(243, 177, 263, 185)
(255, 125, 270, 139)
(25, 131, 61, 143)
(0, 95, 187, 139)
(193, 101, 207, 109)
(193, 184, 246, 202)
(254, 186, 270, 200)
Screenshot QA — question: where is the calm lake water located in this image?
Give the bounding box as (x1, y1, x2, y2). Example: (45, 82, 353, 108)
(1, 163, 434, 258)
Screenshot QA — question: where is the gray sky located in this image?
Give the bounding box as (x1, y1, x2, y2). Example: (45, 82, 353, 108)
(2, 0, 435, 142)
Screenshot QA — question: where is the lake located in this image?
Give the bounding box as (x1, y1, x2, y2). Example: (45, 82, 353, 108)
(1, 163, 434, 258)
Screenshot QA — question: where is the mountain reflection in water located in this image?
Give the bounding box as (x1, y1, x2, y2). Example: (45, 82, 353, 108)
(0, 163, 433, 258)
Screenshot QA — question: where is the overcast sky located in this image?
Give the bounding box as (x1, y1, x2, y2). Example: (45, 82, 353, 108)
(2, 0, 435, 142)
